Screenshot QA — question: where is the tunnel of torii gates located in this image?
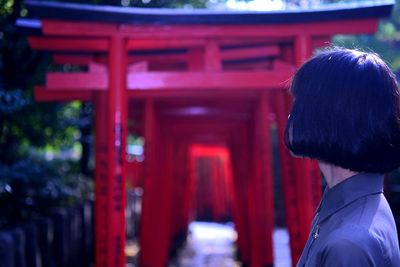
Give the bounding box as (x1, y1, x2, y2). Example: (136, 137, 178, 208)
(19, 1, 392, 267)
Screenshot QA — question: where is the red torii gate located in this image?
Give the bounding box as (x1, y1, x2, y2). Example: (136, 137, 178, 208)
(190, 145, 234, 222)
(19, 1, 392, 267)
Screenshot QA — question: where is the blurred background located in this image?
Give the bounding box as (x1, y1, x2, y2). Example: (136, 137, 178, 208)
(0, 0, 399, 267)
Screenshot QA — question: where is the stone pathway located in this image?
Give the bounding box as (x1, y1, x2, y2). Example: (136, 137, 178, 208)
(169, 222, 292, 267)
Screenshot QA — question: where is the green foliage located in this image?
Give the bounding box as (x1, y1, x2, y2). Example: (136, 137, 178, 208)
(0, 0, 93, 228)
(0, 0, 88, 164)
(333, 0, 400, 72)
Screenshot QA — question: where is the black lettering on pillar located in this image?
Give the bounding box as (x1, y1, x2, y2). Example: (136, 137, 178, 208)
(114, 123, 123, 166)
(114, 174, 123, 212)
(113, 123, 124, 212)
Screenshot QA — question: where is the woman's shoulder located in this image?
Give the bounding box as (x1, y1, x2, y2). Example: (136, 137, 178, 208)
(322, 222, 400, 266)
(325, 223, 380, 246)
(320, 225, 384, 266)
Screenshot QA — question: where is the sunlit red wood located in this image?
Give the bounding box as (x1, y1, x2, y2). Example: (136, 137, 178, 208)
(205, 40, 222, 71)
(127, 70, 293, 90)
(46, 73, 107, 90)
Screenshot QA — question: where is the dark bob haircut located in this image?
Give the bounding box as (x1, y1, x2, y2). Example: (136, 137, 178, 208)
(284, 48, 400, 173)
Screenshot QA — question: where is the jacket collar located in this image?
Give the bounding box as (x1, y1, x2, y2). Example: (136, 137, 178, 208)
(317, 172, 384, 223)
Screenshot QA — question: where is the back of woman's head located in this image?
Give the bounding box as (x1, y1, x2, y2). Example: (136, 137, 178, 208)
(284, 48, 400, 173)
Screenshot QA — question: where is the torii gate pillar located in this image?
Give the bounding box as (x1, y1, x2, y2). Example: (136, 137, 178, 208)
(94, 36, 128, 267)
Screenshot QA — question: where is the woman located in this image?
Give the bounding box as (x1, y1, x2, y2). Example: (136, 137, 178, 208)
(284, 48, 400, 266)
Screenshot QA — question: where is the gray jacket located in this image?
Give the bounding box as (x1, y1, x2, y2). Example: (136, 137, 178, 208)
(297, 173, 400, 267)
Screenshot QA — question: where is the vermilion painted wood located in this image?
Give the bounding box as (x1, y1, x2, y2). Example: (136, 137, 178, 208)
(224, 61, 272, 71)
(190, 145, 229, 157)
(185, 143, 196, 226)
(294, 35, 312, 66)
(53, 53, 186, 66)
(127, 38, 283, 52)
(246, 116, 259, 267)
(41, 19, 378, 38)
(53, 54, 94, 65)
(205, 40, 222, 71)
(222, 150, 234, 222)
(53, 53, 189, 67)
(89, 62, 107, 73)
(34, 86, 93, 102)
(127, 70, 293, 90)
(130, 48, 272, 98)
(168, 125, 232, 138)
(218, 37, 292, 46)
(259, 92, 275, 266)
(157, 136, 175, 267)
(211, 158, 224, 221)
(52, 47, 279, 68)
(221, 45, 280, 60)
(141, 103, 187, 267)
(240, 125, 253, 267)
(163, 133, 179, 245)
(42, 19, 118, 36)
(119, 19, 378, 38)
(173, 142, 191, 242)
(165, 119, 240, 128)
(139, 99, 162, 267)
(246, 92, 275, 267)
(229, 124, 251, 265)
(188, 145, 198, 225)
(274, 90, 303, 265)
(45, 70, 293, 90)
(94, 91, 110, 267)
(127, 38, 205, 50)
(132, 53, 188, 64)
(222, 149, 233, 218)
(97, 36, 128, 267)
(273, 59, 296, 72)
(174, 142, 187, 242)
(135, 42, 279, 65)
(128, 61, 149, 72)
(46, 73, 107, 90)
(228, 137, 245, 262)
(190, 146, 232, 222)
(28, 36, 109, 51)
